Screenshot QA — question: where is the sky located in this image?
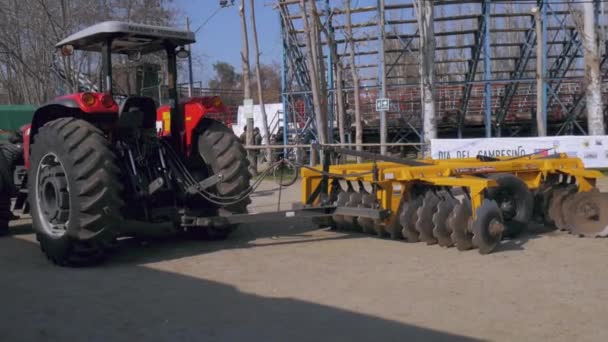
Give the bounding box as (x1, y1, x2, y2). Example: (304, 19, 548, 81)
(173, 0, 283, 84)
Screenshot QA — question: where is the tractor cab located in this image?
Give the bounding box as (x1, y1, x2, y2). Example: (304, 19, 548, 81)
(52, 21, 227, 155)
(56, 21, 194, 97)
(55, 21, 194, 153)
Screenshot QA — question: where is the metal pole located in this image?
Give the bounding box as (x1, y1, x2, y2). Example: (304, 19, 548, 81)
(186, 17, 194, 98)
(102, 39, 113, 95)
(483, 0, 492, 138)
(325, 0, 334, 144)
(166, 47, 183, 154)
(378, 0, 388, 155)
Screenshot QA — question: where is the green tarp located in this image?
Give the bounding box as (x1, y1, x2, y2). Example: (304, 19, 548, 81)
(0, 105, 35, 140)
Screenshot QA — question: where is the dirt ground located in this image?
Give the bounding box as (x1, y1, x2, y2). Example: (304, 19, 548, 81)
(1, 179, 608, 341)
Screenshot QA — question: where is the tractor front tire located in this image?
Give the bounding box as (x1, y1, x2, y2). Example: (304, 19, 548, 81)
(187, 119, 251, 240)
(29, 118, 123, 266)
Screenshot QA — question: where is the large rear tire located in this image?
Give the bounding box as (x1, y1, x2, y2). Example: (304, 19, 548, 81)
(28, 118, 123, 266)
(186, 119, 251, 239)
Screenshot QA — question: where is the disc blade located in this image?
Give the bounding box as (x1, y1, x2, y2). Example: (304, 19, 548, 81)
(357, 193, 384, 236)
(332, 191, 350, 230)
(562, 191, 608, 237)
(386, 198, 406, 240)
(471, 199, 505, 255)
(547, 185, 577, 230)
(400, 197, 422, 242)
(448, 198, 474, 251)
(344, 192, 363, 232)
(416, 191, 441, 245)
(432, 195, 457, 247)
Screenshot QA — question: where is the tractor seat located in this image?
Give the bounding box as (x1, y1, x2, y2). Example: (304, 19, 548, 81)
(117, 96, 157, 129)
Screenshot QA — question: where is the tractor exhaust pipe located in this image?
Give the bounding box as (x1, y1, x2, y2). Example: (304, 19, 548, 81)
(166, 46, 184, 155)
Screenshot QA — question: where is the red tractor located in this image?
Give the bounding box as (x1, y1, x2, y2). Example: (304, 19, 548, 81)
(0, 21, 251, 266)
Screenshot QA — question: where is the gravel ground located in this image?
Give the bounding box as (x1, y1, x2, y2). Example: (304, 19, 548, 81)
(1, 179, 607, 341)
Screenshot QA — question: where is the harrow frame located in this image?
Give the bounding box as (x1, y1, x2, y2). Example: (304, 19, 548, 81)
(300, 147, 604, 252)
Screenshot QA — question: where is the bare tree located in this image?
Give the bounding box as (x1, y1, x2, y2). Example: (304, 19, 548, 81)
(249, 0, 271, 161)
(0, 0, 174, 105)
(345, 0, 363, 162)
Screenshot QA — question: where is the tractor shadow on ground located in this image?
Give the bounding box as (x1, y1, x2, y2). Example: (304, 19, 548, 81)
(5, 216, 365, 265)
(111, 218, 366, 265)
(0, 237, 481, 342)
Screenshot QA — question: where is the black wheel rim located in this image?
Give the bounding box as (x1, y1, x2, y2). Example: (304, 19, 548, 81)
(35, 153, 70, 237)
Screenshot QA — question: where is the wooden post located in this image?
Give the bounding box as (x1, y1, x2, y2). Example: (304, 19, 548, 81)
(300, 0, 328, 163)
(239, 0, 256, 174)
(378, 0, 388, 155)
(533, 6, 547, 136)
(249, 0, 271, 162)
(413, 0, 437, 154)
(582, 1, 605, 135)
(345, 0, 363, 162)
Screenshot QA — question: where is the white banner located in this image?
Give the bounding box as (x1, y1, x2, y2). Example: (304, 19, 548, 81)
(431, 136, 608, 168)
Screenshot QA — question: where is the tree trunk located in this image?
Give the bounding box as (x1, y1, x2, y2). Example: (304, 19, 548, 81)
(249, 0, 271, 162)
(345, 0, 363, 162)
(239, 0, 256, 174)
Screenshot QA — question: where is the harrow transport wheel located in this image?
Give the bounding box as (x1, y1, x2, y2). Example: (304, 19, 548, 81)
(447, 198, 474, 251)
(415, 191, 440, 245)
(400, 197, 422, 242)
(432, 195, 457, 247)
(547, 185, 578, 231)
(28, 118, 123, 266)
(471, 199, 505, 255)
(561, 191, 608, 237)
(188, 119, 252, 239)
(486, 174, 533, 238)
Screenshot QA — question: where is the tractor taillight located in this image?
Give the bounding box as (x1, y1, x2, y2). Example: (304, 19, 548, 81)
(100, 94, 115, 108)
(81, 93, 96, 107)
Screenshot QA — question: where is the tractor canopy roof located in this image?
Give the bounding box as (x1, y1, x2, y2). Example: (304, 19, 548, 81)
(56, 21, 196, 54)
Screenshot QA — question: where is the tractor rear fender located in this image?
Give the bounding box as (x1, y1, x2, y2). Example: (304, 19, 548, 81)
(156, 96, 229, 157)
(25, 98, 118, 169)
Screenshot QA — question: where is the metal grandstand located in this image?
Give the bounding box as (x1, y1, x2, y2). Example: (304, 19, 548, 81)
(277, 0, 608, 146)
